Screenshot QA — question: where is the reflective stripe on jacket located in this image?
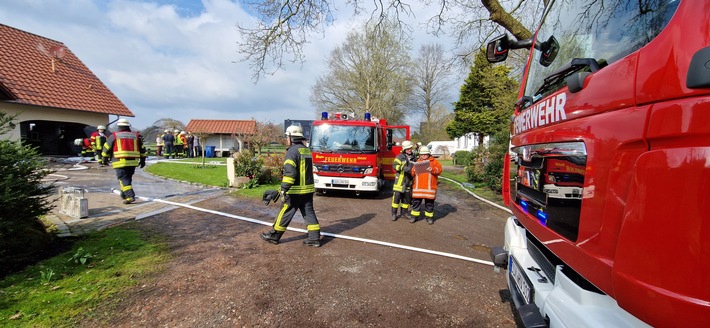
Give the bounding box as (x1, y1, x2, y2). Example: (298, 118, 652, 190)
(392, 152, 411, 192)
(103, 131, 146, 168)
(281, 142, 315, 195)
(411, 157, 442, 200)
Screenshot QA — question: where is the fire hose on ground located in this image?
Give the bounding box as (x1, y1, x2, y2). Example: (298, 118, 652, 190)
(112, 189, 495, 267)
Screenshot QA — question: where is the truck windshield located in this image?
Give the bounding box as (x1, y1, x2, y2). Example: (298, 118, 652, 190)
(525, 0, 679, 100)
(310, 124, 377, 153)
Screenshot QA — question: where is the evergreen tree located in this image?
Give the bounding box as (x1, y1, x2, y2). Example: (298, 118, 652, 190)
(446, 48, 519, 145)
(0, 112, 55, 275)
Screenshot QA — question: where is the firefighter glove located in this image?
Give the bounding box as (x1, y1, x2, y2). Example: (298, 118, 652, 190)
(262, 190, 280, 205)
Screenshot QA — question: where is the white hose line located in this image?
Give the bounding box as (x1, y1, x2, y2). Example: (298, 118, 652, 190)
(440, 177, 512, 214)
(117, 191, 494, 267)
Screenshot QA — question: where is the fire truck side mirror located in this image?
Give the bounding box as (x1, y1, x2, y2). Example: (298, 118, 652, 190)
(386, 129, 393, 150)
(539, 35, 560, 67)
(487, 34, 510, 63)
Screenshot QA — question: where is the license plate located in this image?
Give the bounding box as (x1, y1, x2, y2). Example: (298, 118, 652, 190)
(332, 179, 348, 185)
(509, 256, 533, 304)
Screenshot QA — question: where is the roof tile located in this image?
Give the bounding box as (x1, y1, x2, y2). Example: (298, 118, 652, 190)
(0, 24, 134, 117)
(185, 119, 256, 135)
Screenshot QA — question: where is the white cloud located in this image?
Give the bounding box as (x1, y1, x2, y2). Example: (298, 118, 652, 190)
(1, 0, 460, 130)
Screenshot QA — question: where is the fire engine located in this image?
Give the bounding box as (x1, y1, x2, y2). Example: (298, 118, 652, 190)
(486, 1, 709, 327)
(309, 112, 410, 195)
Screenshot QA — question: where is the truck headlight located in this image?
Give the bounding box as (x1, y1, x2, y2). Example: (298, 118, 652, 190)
(363, 167, 373, 174)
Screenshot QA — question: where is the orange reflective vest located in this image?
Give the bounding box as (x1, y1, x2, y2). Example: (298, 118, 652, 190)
(411, 157, 442, 200)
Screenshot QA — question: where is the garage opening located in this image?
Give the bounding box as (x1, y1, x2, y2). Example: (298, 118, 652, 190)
(20, 120, 89, 156)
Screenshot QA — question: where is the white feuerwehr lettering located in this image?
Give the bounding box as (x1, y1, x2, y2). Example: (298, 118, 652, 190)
(514, 93, 567, 134)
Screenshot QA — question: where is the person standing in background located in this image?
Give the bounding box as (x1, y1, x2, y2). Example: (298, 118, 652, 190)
(91, 125, 107, 165)
(193, 134, 202, 157)
(162, 129, 175, 159)
(174, 130, 184, 158)
(186, 132, 194, 158)
(156, 131, 164, 157)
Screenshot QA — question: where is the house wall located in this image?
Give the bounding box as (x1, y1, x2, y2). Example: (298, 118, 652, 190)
(454, 133, 490, 152)
(1, 102, 108, 140)
(203, 134, 248, 157)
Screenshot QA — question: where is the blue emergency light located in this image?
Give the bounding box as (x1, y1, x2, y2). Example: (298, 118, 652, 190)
(321, 112, 329, 120)
(364, 112, 371, 121)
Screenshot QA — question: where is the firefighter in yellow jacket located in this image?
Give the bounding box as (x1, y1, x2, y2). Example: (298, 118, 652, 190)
(260, 125, 321, 247)
(391, 140, 415, 221)
(102, 119, 147, 204)
(409, 146, 443, 224)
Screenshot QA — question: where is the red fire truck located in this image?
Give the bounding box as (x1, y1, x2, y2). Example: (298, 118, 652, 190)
(309, 112, 410, 195)
(487, 1, 708, 327)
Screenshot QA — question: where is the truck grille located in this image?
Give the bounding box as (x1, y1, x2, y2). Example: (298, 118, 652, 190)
(526, 232, 557, 284)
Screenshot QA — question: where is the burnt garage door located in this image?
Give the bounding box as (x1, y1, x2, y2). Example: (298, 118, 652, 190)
(20, 120, 89, 156)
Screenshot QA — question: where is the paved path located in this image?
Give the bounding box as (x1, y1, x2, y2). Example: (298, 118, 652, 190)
(44, 157, 225, 237)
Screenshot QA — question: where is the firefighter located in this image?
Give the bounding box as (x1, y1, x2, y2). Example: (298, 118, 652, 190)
(74, 138, 94, 162)
(174, 129, 184, 158)
(101, 119, 147, 204)
(260, 125, 321, 247)
(91, 125, 108, 165)
(178, 131, 188, 157)
(162, 129, 175, 159)
(409, 146, 443, 224)
(391, 140, 415, 221)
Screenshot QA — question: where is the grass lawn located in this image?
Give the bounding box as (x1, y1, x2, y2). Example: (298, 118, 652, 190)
(145, 162, 230, 187)
(0, 227, 168, 327)
(145, 161, 280, 199)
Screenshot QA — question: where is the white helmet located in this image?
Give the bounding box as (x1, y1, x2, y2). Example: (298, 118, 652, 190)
(97, 125, 106, 130)
(285, 125, 304, 138)
(174, 129, 180, 133)
(180, 131, 186, 135)
(419, 146, 430, 155)
(164, 129, 170, 133)
(117, 119, 130, 127)
(401, 140, 413, 150)
(74, 138, 83, 146)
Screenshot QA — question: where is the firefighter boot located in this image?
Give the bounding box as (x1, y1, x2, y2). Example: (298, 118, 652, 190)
(409, 215, 418, 223)
(260, 230, 283, 244)
(303, 231, 321, 247)
(391, 208, 398, 221)
(426, 217, 434, 225)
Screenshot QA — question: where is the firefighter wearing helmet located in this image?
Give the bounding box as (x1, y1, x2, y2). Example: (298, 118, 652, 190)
(75, 137, 93, 161)
(391, 140, 416, 221)
(101, 118, 147, 204)
(261, 125, 322, 247)
(409, 146, 443, 224)
(91, 124, 108, 165)
(174, 129, 185, 158)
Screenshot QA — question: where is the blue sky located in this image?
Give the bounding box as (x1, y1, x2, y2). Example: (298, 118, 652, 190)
(0, 0, 459, 130)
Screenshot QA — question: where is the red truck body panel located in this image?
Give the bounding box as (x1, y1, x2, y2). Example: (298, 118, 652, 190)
(501, 1, 710, 326)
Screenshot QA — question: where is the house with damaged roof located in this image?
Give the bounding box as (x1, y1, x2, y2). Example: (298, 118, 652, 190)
(0, 23, 134, 155)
